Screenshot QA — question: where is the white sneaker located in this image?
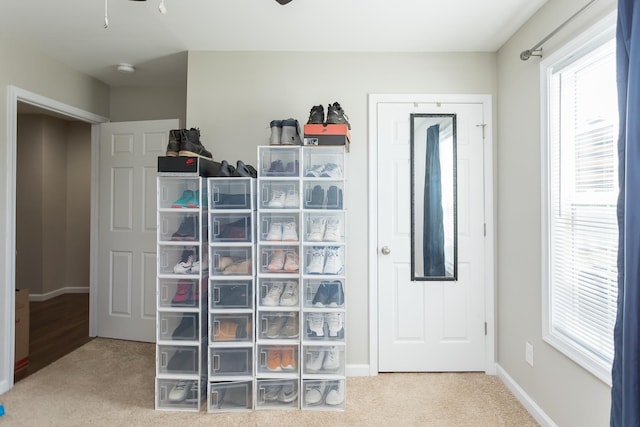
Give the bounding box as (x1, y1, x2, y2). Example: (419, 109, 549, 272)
(173, 254, 194, 274)
(305, 164, 324, 177)
(190, 260, 201, 274)
(306, 247, 325, 274)
(281, 222, 298, 241)
(262, 282, 285, 306)
(323, 247, 343, 274)
(306, 349, 326, 372)
(325, 381, 344, 406)
(266, 222, 283, 241)
(279, 281, 298, 306)
(168, 380, 191, 402)
(323, 218, 341, 242)
(326, 312, 344, 338)
(305, 382, 327, 405)
(307, 313, 325, 337)
(322, 347, 340, 370)
(284, 251, 299, 272)
(320, 163, 343, 178)
(267, 250, 285, 271)
(268, 190, 286, 208)
(307, 218, 326, 242)
(284, 189, 299, 208)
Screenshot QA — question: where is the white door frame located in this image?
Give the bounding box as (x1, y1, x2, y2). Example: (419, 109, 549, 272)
(1, 85, 108, 393)
(367, 93, 496, 375)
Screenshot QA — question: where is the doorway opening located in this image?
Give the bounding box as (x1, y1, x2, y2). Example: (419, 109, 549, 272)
(1, 86, 108, 393)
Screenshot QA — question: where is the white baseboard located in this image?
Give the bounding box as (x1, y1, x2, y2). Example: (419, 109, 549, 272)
(29, 286, 89, 302)
(496, 364, 558, 427)
(347, 364, 371, 377)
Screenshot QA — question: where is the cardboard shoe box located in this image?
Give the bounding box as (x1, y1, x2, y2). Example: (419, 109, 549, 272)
(157, 156, 221, 177)
(303, 124, 351, 152)
(14, 289, 29, 372)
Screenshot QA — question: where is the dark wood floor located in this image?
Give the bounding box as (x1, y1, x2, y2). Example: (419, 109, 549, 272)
(14, 293, 92, 383)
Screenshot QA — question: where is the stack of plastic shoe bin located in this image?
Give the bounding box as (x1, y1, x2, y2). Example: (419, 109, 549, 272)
(207, 177, 257, 412)
(156, 175, 209, 411)
(256, 145, 347, 411)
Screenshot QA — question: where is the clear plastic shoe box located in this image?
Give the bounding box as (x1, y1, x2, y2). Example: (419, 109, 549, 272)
(255, 378, 299, 410)
(302, 344, 345, 376)
(209, 347, 254, 378)
(210, 313, 253, 343)
(210, 280, 254, 310)
(157, 311, 202, 342)
(157, 378, 203, 411)
(208, 381, 253, 412)
(208, 178, 255, 210)
(258, 146, 301, 178)
(209, 213, 253, 243)
(301, 379, 346, 410)
(256, 343, 300, 376)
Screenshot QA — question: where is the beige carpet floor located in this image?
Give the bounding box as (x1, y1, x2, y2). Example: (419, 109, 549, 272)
(0, 338, 538, 426)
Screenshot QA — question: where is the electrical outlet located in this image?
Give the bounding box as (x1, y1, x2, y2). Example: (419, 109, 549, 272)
(525, 341, 534, 367)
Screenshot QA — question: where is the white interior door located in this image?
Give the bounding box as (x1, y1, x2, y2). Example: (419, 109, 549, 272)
(377, 101, 486, 371)
(97, 119, 178, 342)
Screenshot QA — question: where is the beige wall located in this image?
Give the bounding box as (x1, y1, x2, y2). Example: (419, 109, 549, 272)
(15, 115, 91, 296)
(110, 86, 186, 126)
(187, 51, 498, 366)
(496, 0, 616, 425)
(65, 122, 92, 289)
(15, 115, 44, 294)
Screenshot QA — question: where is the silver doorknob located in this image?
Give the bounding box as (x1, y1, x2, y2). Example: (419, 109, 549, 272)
(381, 246, 391, 255)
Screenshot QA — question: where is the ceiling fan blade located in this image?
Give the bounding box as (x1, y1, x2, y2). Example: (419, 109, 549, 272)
(275, 0, 293, 4)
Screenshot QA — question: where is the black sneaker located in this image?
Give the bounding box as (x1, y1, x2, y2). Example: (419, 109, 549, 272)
(309, 185, 325, 208)
(172, 314, 197, 340)
(307, 105, 324, 124)
(326, 102, 351, 129)
(312, 282, 330, 307)
(216, 160, 236, 177)
(178, 128, 213, 160)
(233, 160, 257, 178)
(326, 281, 344, 307)
(166, 129, 181, 156)
(171, 216, 198, 241)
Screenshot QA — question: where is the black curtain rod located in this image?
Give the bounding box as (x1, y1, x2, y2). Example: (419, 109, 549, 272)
(520, 0, 599, 60)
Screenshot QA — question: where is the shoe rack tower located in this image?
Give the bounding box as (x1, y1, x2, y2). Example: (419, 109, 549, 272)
(156, 145, 347, 412)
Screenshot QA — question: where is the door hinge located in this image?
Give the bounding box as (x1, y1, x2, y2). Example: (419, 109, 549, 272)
(484, 223, 487, 236)
(476, 123, 487, 139)
(484, 322, 488, 336)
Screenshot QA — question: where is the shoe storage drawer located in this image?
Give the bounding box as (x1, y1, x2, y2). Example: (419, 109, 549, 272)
(210, 313, 253, 343)
(302, 379, 345, 410)
(158, 278, 200, 309)
(158, 245, 205, 276)
(303, 212, 345, 243)
(208, 178, 255, 210)
(158, 211, 204, 242)
(259, 278, 300, 308)
(302, 148, 345, 179)
(256, 344, 299, 375)
(158, 178, 204, 210)
(255, 378, 299, 410)
(303, 279, 345, 308)
(210, 280, 253, 309)
(258, 311, 299, 340)
(157, 344, 200, 375)
(209, 347, 253, 378)
(258, 146, 300, 178)
(302, 345, 345, 376)
(259, 246, 300, 274)
(158, 311, 201, 342)
(303, 245, 345, 276)
(208, 381, 253, 412)
(209, 213, 253, 243)
(303, 311, 345, 342)
(210, 246, 253, 276)
(259, 212, 300, 242)
(303, 181, 344, 210)
(156, 378, 202, 411)
(259, 180, 300, 210)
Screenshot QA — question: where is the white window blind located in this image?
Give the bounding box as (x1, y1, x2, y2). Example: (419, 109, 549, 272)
(544, 24, 618, 383)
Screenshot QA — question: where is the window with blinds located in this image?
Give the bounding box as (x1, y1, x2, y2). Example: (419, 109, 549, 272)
(542, 20, 617, 384)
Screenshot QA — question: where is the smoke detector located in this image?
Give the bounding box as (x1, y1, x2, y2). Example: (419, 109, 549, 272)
(117, 63, 136, 74)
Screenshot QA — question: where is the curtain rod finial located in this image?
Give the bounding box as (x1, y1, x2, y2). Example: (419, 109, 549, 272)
(520, 50, 532, 61)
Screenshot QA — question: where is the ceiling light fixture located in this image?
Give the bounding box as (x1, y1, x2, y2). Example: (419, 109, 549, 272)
(117, 63, 136, 74)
